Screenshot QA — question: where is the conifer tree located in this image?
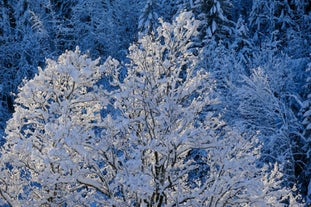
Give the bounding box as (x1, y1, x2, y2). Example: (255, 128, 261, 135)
(300, 62, 311, 203)
(248, 0, 305, 53)
(181, 0, 235, 43)
(72, 0, 143, 59)
(138, 0, 177, 37)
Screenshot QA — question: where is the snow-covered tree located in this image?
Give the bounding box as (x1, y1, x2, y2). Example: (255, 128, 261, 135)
(234, 67, 306, 195)
(94, 12, 299, 206)
(72, 0, 143, 59)
(180, 0, 235, 43)
(230, 16, 253, 64)
(300, 62, 311, 204)
(248, 0, 309, 55)
(201, 39, 249, 110)
(0, 0, 50, 140)
(231, 0, 253, 20)
(42, 0, 78, 53)
(0, 48, 108, 206)
(138, 0, 162, 36)
(286, 0, 311, 58)
(138, 0, 178, 37)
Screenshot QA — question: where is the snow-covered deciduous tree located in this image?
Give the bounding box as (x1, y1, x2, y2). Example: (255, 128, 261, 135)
(0, 47, 108, 206)
(234, 67, 306, 194)
(201, 39, 248, 110)
(96, 12, 299, 206)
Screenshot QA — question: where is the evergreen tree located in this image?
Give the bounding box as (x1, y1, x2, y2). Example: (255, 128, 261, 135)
(0, 0, 50, 138)
(286, 0, 311, 57)
(138, 0, 177, 37)
(230, 16, 253, 65)
(72, 0, 143, 59)
(300, 62, 311, 204)
(138, 0, 161, 36)
(248, 0, 308, 55)
(181, 0, 235, 43)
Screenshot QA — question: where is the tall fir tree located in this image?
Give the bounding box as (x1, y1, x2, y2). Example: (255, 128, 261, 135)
(183, 0, 235, 43)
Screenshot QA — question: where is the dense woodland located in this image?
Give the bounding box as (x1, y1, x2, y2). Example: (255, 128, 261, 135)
(0, 0, 311, 206)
